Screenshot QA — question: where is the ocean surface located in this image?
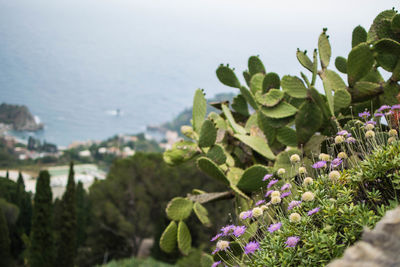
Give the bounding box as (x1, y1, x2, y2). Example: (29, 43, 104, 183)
(0, 0, 395, 146)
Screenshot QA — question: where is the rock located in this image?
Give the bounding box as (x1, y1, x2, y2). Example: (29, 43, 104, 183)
(0, 103, 43, 131)
(328, 206, 400, 267)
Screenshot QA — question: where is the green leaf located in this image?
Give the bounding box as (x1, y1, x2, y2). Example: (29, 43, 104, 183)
(163, 141, 198, 165)
(323, 70, 347, 92)
(216, 66, 241, 88)
(248, 56, 266, 75)
(368, 10, 397, 42)
(166, 197, 193, 221)
(227, 167, 244, 186)
(352, 81, 381, 102)
(197, 157, 229, 185)
(352, 25, 367, 47)
(250, 73, 265, 94)
(392, 14, 400, 33)
(159, 221, 178, 253)
(335, 56, 347, 74)
(318, 29, 331, 68)
(192, 89, 207, 132)
(255, 89, 284, 107)
(261, 102, 298, 119)
(241, 222, 258, 242)
(234, 134, 276, 160)
(281, 75, 307, 98)
(206, 145, 226, 165)
(296, 49, 313, 72)
(221, 104, 247, 135)
(200, 254, 214, 267)
(239, 86, 258, 110)
(274, 149, 302, 177)
(309, 87, 331, 119)
(262, 72, 280, 93)
(257, 111, 276, 144)
(347, 43, 374, 86)
(243, 71, 251, 87)
(374, 38, 400, 72)
(381, 83, 400, 106)
(177, 221, 192, 255)
(198, 120, 217, 148)
(276, 126, 297, 147)
(237, 165, 271, 193)
(295, 100, 323, 145)
(334, 89, 351, 112)
(312, 49, 318, 85)
(304, 134, 326, 158)
(232, 94, 249, 116)
(193, 202, 211, 227)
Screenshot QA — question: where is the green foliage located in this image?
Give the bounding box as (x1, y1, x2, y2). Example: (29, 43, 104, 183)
(162, 8, 400, 258)
(193, 202, 211, 227)
(99, 256, 175, 267)
(56, 162, 77, 267)
(177, 221, 191, 255)
(192, 89, 207, 132)
(166, 198, 193, 221)
(236, 165, 270, 193)
(159, 221, 178, 253)
(0, 205, 11, 267)
(30, 170, 53, 267)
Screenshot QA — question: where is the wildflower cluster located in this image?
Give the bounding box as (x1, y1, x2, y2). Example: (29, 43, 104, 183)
(209, 106, 400, 267)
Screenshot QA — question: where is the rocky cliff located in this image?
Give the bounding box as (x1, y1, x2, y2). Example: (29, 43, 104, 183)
(328, 206, 400, 267)
(0, 103, 43, 131)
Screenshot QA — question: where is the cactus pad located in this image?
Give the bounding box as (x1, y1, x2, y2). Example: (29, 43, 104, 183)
(318, 30, 331, 68)
(295, 101, 323, 145)
(347, 43, 374, 86)
(237, 165, 271, 193)
(197, 157, 230, 185)
(206, 144, 227, 165)
(159, 221, 178, 253)
(276, 126, 297, 147)
(232, 94, 249, 116)
(334, 89, 351, 112)
(335, 56, 347, 74)
(192, 89, 207, 132)
(198, 120, 217, 148)
(261, 102, 298, 119)
(250, 73, 265, 94)
(177, 221, 192, 255)
(281, 75, 307, 98)
(234, 134, 276, 160)
(262, 72, 280, 92)
(216, 65, 241, 88)
(352, 25, 367, 47)
(296, 49, 313, 72)
(248, 56, 266, 75)
(193, 202, 211, 227)
(166, 197, 193, 221)
(255, 89, 284, 107)
(221, 104, 247, 134)
(274, 148, 302, 177)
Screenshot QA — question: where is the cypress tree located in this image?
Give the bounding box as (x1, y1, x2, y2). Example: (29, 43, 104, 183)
(29, 170, 53, 267)
(75, 181, 88, 249)
(16, 171, 32, 235)
(0, 206, 11, 266)
(6, 170, 9, 179)
(56, 162, 77, 267)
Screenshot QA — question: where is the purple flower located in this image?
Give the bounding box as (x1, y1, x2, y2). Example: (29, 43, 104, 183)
(358, 111, 370, 118)
(285, 236, 300, 247)
(212, 261, 222, 267)
(378, 105, 391, 112)
(281, 183, 291, 191)
(244, 241, 260, 254)
(265, 190, 273, 197)
(307, 207, 320, 216)
(256, 200, 265, 206)
(312, 161, 327, 169)
(281, 191, 291, 198)
(233, 226, 247, 237)
(337, 130, 348, 136)
(346, 137, 356, 144)
(267, 179, 278, 189)
(392, 104, 400, 110)
(386, 110, 394, 116)
(263, 174, 273, 181)
(211, 233, 222, 242)
(288, 200, 302, 210)
(365, 120, 376, 125)
(374, 112, 384, 117)
(221, 225, 235, 236)
(240, 210, 253, 220)
(268, 222, 282, 233)
(346, 133, 352, 137)
(331, 158, 342, 168)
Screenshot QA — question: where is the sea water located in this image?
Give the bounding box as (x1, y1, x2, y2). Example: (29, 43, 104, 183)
(0, 0, 392, 146)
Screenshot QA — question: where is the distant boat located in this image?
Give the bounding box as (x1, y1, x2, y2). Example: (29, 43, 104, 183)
(106, 109, 123, 116)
